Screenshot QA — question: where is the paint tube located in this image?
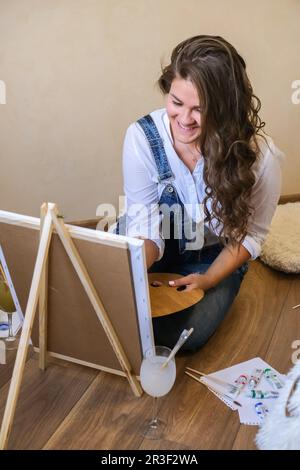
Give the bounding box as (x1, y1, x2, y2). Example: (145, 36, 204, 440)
(248, 368, 263, 389)
(263, 368, 284, 390)
(246, 390, 279, 399)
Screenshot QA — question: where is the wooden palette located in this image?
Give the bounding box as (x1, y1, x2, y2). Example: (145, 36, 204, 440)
(148, 273, 205, 318)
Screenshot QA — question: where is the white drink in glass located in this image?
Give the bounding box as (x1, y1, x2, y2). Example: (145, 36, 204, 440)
(139, 345, 176, 440)
(140, 354, 176, 397)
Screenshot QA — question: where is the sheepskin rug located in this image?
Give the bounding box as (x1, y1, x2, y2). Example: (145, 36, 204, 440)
(256, 361, 300, 450)
(260, 202, 300, 273)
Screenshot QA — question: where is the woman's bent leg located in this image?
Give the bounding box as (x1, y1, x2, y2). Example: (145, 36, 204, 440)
(152, 268, 245, 352)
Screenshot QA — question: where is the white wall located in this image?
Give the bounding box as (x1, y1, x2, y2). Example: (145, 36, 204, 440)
(0, 0, 299, 219)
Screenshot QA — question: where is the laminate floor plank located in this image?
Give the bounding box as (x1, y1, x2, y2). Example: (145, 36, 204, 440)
(0, 355, 98, 449)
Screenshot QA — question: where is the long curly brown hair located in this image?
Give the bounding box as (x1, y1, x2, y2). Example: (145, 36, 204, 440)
(158, 35, 266, 247)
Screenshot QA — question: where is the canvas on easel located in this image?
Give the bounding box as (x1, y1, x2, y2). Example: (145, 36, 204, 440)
(0, 245, 24, 339)
(0, 203, 154, 449)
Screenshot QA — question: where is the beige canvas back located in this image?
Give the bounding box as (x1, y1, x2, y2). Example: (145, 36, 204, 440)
(0, 218, 146, 375)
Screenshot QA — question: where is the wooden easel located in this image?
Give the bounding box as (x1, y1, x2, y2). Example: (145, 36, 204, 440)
(0, 202, 142, 450)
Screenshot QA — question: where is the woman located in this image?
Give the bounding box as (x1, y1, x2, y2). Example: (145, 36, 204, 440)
(118, 35, 283, 351)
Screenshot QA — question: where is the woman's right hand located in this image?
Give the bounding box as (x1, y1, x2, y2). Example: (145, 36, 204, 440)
(168, 273, 213, 292)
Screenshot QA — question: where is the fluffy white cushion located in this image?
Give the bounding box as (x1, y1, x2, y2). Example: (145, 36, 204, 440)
(256, 361, 300, 450)
(260, 202, 300, 273)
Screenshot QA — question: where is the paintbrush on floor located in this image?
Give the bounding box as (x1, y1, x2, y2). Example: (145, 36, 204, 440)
(185, 369, 242, 407)
(185, 366, 239, 394)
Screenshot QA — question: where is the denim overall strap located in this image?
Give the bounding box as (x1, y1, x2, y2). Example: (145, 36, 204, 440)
(138, 115, 188, 255)
(137, 115, 193, 257)
(116, 114, 174, 235)
(137, 115, 174, 181)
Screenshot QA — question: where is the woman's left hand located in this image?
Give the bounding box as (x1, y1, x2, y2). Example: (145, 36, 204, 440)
(169, 273, 213, 292)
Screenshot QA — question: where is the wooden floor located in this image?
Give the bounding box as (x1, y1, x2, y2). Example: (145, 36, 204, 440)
(1, 259, 299, 450)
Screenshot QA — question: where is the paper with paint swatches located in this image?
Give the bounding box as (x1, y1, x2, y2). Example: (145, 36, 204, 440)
(200, 357, 286, 425)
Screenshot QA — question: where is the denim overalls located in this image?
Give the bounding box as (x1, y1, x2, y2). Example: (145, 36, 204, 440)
(120, 114, 248, 351)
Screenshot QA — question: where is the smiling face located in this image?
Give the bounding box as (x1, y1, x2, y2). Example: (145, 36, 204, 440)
(166, 76, 202, 148)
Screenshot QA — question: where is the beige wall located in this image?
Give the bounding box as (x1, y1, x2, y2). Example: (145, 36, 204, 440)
(0, 0, 299, 219)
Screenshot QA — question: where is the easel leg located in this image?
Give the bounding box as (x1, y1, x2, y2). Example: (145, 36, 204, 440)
(39, 203, 48, 370)
(0, 205, 53, 450)
(125, 373, 143, 397)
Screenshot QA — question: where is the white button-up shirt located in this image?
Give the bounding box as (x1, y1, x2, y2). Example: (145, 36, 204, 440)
(122, 108, 284, 261)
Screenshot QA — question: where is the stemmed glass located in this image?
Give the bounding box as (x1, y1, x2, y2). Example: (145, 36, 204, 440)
(140, 345, 176, 440)
(0, 279, 18, 350)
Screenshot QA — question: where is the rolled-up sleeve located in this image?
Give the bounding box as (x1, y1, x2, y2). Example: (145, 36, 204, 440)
(122, 124, 165, 261)
(242, 139, 284, 260)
